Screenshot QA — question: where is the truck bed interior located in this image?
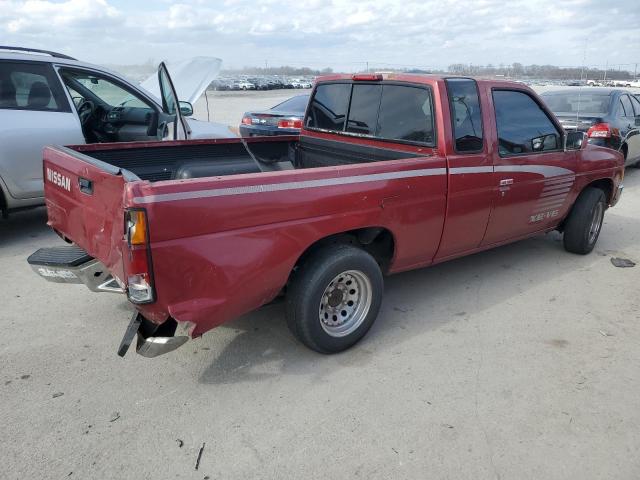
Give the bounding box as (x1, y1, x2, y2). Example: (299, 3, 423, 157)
(72, 138, 297, 182)
(69, 135, 424, 183)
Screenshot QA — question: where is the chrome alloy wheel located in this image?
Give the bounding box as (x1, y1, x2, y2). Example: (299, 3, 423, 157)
(588, 202, 604, 244)
(318, 270, 372, 338)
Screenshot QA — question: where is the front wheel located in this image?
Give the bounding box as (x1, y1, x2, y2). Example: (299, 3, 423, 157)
(286, 244, 383, 353)
(563, 187, 606, 254)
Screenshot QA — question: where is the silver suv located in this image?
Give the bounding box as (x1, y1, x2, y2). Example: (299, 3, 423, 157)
(0, 46, 233, 216)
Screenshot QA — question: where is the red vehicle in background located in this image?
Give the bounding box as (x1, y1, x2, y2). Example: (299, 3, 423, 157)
(29, 73, 624, 358)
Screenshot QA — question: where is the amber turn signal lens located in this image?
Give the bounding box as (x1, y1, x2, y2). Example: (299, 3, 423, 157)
(127, 210, 147, 245)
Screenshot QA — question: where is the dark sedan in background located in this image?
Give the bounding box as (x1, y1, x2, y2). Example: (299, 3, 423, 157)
(540, 88, 640, 166)
(240, 94, 309, 137)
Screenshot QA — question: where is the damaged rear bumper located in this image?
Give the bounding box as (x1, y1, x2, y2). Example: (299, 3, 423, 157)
(118, 312, 190, 358)
(29, 245, 190, 358)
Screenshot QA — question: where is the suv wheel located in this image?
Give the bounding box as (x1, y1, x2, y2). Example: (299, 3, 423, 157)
(563, 187, 606, 254)
(286, 244, 383, 353)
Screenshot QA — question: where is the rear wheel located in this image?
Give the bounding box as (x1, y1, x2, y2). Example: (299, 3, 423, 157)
(286, 244, 383, 353)
(563, 187, 606, 254)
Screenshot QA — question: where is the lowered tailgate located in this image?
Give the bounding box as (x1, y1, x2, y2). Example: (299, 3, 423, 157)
(42, 145, 134, 281)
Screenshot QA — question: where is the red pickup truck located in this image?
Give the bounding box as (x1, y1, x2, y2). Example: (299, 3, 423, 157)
(29, 73, 624, 358)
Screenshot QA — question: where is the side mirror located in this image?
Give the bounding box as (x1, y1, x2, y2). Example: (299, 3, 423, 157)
(532, 133, 559, 151)
(179, 101, 193, 117)
(565, 131, 587, 150)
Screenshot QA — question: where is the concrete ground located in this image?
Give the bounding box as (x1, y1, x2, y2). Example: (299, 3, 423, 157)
(2, 91, 640, 479)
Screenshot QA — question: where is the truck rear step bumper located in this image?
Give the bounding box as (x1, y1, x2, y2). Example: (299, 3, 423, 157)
(27, 245, 124, 293)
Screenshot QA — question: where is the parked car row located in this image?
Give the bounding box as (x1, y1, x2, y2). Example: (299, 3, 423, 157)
(211, 76, 313, 91)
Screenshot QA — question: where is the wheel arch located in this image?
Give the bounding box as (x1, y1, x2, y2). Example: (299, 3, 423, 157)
(620, 143, 628, 163)
(290, 226, 396, 279)
(557, 178, 612, 232)
(585, 177, 614, 205)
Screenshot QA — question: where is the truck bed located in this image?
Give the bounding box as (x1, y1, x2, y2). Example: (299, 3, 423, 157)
(71, 136, 298, 181)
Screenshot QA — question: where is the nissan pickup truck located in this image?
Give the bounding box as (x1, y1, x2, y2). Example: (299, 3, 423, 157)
(28, 73, 624, 358)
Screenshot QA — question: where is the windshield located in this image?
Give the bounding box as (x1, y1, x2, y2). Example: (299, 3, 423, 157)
(61, 70, 151, 109)
(541, 92, 610, 115)
(272, 94, 310, 113)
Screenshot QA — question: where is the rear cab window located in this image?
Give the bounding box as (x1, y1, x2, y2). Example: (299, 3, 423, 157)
(305, 80, 435, 147)
(0, 61, 70, 112)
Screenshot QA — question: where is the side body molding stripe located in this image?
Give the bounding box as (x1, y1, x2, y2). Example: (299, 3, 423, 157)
(131, 164, 577, 205)
(133, 167, 447, 204)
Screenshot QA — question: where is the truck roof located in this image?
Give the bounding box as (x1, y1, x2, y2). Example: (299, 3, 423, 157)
(313, 72, 530, 90)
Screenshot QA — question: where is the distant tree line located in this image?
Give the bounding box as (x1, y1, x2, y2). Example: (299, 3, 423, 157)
(224, 66, 334, 76)
(447, 62, 636, 80)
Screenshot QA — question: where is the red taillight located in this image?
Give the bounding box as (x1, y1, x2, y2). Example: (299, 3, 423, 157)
(124, 209, 155, 304)
(587, 123, 612, 138)
(352, 73, 383, 81)
(277, 119, 303, 129)
(241, 116, 253, 125)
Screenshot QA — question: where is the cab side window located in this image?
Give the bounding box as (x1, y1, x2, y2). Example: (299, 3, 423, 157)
(493, 90, 560, 156)
(445, 78, 484, 152)
(0, 61, 69, 112)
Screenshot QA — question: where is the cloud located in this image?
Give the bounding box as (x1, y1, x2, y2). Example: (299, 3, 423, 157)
(0, 0, 638, 71)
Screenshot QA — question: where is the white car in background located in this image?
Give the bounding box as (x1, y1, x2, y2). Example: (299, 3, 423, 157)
(0, 46, 235, 216)
(234, 80, 255, 90)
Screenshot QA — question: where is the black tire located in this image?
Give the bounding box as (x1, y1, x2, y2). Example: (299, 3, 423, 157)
(286, 244, 383, 354)
(563, 187, 606, 255)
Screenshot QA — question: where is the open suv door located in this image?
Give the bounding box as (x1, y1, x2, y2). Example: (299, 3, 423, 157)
(158, 62, 190, 140)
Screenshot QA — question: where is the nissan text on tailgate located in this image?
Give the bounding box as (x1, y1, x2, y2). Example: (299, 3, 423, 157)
(29, 73, 624, 358)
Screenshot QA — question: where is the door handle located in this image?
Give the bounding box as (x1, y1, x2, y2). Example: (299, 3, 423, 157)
(499, 178, 514, 186)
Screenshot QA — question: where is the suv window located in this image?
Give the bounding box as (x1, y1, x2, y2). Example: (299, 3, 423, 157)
(60, 69, 152, 110)
(376, 85, 434, 144)
(620, 95, 634, 118)
(0, 61, 69, 112)
(493, 90, 560, 156)
(346, 84, 381, 135)
(306, 83, 351, 131)
(445, 78, 484, 152)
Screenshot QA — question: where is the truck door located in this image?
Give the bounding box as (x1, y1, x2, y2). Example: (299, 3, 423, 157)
(435, 78, 494, 259)
(482, 88, 578, 245)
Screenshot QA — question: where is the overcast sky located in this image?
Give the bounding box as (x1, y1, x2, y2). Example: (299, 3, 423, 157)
(1, 0, 639, 72)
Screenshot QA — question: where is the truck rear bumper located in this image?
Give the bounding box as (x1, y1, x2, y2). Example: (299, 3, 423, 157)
(29, 245, 190, 358)
(27, 245, 124, 293)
